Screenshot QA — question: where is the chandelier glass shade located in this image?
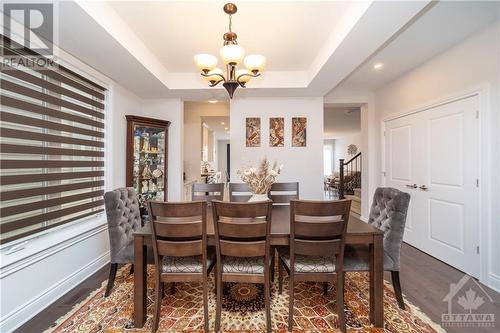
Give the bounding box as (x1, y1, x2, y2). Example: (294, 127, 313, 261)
(194, 3, 266, 98)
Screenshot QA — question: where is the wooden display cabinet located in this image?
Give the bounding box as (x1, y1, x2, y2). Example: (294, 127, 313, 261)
(126, 115, 170, 221)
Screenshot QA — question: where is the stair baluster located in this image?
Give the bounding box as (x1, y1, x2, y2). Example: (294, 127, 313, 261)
(338, 152, 361, 200)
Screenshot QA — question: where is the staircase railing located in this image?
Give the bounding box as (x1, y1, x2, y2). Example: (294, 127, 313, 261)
(339, 152, 361, 199)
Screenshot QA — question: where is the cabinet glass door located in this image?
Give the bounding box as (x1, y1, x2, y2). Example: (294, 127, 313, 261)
(132, 125, 166, 220)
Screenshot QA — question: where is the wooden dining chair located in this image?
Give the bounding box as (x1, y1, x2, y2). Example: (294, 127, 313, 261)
(192, 182, 224, 203)
(147, 200, 216, 333)
(212, 200, 274, 333)
(278, 199, 351, 333)
(268, 182, 299, 281)
(228, 183, 252, 202)
(269, 182, 299, 204)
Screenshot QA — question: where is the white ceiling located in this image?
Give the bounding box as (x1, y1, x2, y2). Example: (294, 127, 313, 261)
(109, 1, 352, 72)
(335, 0, 500, 92)
(53, 1, 499, 100)
(58, 0, 433, 98)
(324, 107, 360, 139)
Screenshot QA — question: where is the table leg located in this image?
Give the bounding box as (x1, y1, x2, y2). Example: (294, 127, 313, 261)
(369, 235, 384, 327)
(134, 236, 147, 328)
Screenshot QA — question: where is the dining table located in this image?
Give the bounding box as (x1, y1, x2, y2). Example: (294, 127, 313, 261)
(133, 205, 384, 328)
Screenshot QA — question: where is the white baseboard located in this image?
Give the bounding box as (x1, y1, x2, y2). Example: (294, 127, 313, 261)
(0, 251, 110, 333)
(486, 273, 500, 293)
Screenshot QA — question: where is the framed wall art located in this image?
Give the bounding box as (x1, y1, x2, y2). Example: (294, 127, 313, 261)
(246, 117, 261, 147)
(269, 117, 284, 147)
(291, 117, 307, 147)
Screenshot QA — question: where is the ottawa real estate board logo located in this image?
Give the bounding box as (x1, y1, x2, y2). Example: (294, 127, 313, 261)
(442, 275, 495, 328)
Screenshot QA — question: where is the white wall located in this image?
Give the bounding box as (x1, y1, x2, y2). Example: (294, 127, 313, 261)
(183, 102, 229, 182)
(140, 100, 184, 201)
(374, 22, 500, 291)
(323, 107, 361, 138)
(323, 139, 335, 176)
(332, 134, 362, 172)
(230, 97, 324, 199)
(217, 140, 230, 182)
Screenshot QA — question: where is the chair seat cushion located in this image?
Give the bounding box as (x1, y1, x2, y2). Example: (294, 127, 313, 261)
(344, 244, 396, 271)
(222, 256, 265, 274)
(279, 249, 336, 273)
(162, 254, 214, 273)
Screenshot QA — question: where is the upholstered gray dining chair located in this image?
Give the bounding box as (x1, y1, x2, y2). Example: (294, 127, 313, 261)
(103, 187, 152, 297)
(344, 187, 410, 309)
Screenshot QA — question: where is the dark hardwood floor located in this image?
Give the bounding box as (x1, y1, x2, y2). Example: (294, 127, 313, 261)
(394, 244, 500, 333)
(15, 244, 500, 332)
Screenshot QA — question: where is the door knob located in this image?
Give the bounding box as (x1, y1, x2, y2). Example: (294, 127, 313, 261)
(405, 184, 417, 189)
(419, 185, 428, 191)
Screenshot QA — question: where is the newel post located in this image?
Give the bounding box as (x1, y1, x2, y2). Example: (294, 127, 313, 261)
(339, 159, 345, 199)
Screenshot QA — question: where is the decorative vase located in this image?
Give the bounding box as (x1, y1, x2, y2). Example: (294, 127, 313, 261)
(248, 193, 269, 202)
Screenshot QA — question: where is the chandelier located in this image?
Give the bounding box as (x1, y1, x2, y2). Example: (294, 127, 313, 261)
(194, 3, 266, 99)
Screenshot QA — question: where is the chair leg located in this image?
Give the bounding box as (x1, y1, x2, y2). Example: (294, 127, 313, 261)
(337, 272, 346, 333)
(170, 282, 176, 295)
(342, 272, 346, 298)
(104, 263, 118, 297)
(391, 271, 406, 310)
(213, 266, 218, 295)
(270, 248, 276, 282)
(129, 264, 134, 275)
(152, 276, 162, 333)
(323, 282, 328, 295)
(264, 276, 272, 333)
(288, 276, 294, 332)
(278, 260, 283, 294)
(215, 269, 222, 332)
(203, 275, 209, 332)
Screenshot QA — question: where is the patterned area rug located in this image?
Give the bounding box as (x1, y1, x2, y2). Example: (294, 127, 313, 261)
(45, 265, 445, 332)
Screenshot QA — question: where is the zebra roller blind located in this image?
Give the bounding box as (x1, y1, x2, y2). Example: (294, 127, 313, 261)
(0, 35, 106, 244)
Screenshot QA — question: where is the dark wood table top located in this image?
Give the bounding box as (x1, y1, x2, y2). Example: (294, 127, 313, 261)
(135, 205, 382, 243)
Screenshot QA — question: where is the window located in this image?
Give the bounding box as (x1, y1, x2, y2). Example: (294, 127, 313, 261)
(0, 35, 106, 244)
(323, 141, 334, 176)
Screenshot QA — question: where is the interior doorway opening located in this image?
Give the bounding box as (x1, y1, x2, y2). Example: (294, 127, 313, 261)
(323, 105, 362, 217)
(201, 115, 231, 184)
(183, 101, 230, 200)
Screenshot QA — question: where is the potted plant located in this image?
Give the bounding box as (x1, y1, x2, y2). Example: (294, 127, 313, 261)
(237, 158, 283, 201)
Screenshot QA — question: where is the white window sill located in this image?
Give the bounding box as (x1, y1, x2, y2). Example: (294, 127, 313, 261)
(1, 214, 108, 277)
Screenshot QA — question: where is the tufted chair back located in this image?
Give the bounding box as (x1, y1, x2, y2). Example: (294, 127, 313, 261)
(104, 188, 142, 263)
(368, 187, 410, 270)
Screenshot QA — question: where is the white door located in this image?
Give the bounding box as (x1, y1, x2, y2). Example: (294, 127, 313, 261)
(385, 95, 480, 277)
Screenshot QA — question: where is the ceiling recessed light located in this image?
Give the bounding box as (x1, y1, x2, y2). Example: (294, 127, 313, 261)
(221, 122, 225, 125)
(208, 100, 218, 103)
(224, 127, 228, 130)
(373, 63, 384, 70)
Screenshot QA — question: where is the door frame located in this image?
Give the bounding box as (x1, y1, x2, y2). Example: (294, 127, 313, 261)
(381, 85, 494, 288)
